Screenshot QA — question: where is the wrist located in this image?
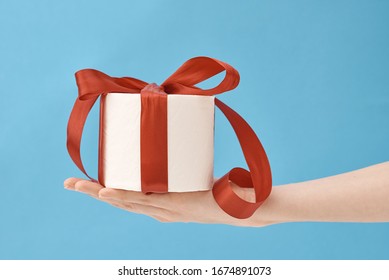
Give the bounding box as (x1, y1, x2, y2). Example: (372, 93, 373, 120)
(222, 181, 305, 227)
(244, 184, 304, 227)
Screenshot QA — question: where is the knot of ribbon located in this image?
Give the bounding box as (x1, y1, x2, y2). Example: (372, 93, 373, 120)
(67, 56, 272, 219)
(141, 83, 166, 95)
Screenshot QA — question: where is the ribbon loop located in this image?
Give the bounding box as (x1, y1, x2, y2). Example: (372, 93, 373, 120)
(162, 56, 240, 95)
(67, 56, 272, 219)
(75, 69, 148, 100)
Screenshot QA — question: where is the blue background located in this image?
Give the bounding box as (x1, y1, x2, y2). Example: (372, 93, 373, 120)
(0, 0, 388, 259)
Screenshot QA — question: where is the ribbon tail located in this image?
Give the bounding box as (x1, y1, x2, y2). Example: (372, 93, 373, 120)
(66, 97, 99, 182)
(213, 98, 272, 219)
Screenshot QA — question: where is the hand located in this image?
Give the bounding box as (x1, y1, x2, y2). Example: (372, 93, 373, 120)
(65, 162, 389, 226)
(63, 178, 275, 227)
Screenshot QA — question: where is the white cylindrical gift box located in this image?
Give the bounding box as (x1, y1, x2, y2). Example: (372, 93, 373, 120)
(99, 93, 214, 192)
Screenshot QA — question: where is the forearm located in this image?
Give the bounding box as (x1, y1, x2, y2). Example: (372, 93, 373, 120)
(249, 161, 389, 226)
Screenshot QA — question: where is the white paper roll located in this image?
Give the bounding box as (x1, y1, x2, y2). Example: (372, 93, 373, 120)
(100, 93, 214, 192)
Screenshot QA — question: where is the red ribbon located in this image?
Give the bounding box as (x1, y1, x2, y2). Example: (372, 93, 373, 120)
(140, 84, 168, 193)
(67, 56, 272, 219)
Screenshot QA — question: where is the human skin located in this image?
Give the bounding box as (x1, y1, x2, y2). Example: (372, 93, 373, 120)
(64, 161, 389, 227)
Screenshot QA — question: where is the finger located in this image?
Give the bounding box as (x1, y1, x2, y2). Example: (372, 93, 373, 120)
(99, 196, 172, 218)
(150, 215, 171, 223)
(98, 188, 170, 207)
(102, 200, 129, 211)
(74, 180, 104, 198)
(100, 196, 167, 211)
(64, 177, 83, 190)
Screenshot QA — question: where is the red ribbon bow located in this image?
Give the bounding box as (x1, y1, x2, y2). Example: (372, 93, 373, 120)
(67, 56, 272, 219)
